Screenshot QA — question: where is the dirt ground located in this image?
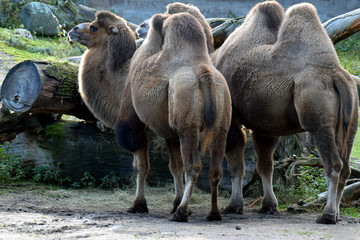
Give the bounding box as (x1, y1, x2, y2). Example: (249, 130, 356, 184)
(0, 184, 359, 240)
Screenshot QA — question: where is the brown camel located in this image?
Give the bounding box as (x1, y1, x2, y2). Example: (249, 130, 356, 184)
(213, 1, 358, 224)
(68, 7, 220, 218)
(68, 11, 136, 129)
(115, 12, 231, 222)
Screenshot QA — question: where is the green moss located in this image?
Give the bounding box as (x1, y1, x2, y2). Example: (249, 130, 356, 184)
(44, 123, 64, 139)
(43, 61, 79, 98)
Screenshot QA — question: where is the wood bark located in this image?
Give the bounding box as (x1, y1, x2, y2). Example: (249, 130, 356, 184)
(0, 60, 95, 121)
(323, 8, 360, 44)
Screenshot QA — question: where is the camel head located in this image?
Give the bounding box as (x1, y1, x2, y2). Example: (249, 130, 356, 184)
(136, 19, 150, 39)
(68, 11, 137, 72)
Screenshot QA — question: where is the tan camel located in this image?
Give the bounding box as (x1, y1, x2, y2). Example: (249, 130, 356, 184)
(213, 1, 358, 224)
(115, 12, 231, 222)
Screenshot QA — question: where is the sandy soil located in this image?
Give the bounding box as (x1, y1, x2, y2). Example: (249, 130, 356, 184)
(0, 185, 359, 240)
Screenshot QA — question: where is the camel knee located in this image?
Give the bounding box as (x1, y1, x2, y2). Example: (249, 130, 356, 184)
(115, 120, 148, 152)
(209, 167, 222, 184)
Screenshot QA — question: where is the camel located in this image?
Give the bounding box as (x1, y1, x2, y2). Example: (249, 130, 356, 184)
(68, 11, 136, 130)
(212, 1, 358, 224)
(68, 8, 222, 218)
(115, 12, 231, 222)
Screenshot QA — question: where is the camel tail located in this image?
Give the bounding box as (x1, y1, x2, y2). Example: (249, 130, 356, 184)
(333, 71, 359, 160)
(198, 65, 217, 155)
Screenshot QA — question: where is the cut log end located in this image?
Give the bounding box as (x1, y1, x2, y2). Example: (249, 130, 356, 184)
(1, 61, 41, 112)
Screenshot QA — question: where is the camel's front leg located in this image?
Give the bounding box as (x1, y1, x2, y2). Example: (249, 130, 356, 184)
(170, 133, 202, 222)
(128, 147, 150, 213)
(252, 133, 280, 214)
(115, 82, 150, 213)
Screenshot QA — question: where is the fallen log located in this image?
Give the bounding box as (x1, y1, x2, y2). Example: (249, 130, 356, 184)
(323, 8, 360, 44)
(0, 60, 95, 121)
(302, 182, 360, 208)
(211, 17, 245, 49)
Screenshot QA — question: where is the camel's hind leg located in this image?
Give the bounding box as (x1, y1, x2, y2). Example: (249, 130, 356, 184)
(166, 139, 184, 214)
(252, 133, 280, 214)
(222, 124, 246, 214)
(206, 130, 228, 221)
(170, 131, 202, 222)
(310, 127, 343, 224)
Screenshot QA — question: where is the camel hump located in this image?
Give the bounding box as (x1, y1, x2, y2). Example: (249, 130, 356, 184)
(197, 65, 217, 154)
(255, 1, 284, 30)
(163, 12, 207, 54)
(150, 13, 169, 34)
(332, 70, 359, 159)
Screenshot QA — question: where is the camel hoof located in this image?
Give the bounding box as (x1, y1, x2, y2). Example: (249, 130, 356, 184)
(316, 214, 336, 224)
(169, 209, 189, 222)
(127, 203, 149, 213)
(221, 205, 243, 214)
(258, 206, 279, 215)
(170, 208, 191, 216)
(206, 212, 222, 221)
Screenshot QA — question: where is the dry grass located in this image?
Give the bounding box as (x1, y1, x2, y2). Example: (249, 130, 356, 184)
(44, 184, 231, 212)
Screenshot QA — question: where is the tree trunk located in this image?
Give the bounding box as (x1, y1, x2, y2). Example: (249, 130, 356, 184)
(323, 8, 360, 44)
(0, 60, 95, 121)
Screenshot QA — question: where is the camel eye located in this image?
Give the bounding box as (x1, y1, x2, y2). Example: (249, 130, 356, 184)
(90, 25, 98, 32)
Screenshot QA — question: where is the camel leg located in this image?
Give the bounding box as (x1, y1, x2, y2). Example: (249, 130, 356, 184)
(206, 131, 227, 221)
(170, 132, 202, 222)
(222, 125, 246, 214)
(311, 128, 343, 224)
(166, 139, 184, 214)
(115, 87, 150, 213)
(252, 133, 280, 214)
(127, 146, 150, 213)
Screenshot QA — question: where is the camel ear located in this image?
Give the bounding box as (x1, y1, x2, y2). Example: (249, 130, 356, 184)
(108, 25, 119, 34)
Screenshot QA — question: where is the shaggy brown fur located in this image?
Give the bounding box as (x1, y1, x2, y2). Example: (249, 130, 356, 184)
(116, 12, 231, 222)
(166, 2, 214, 53)
(213, 1, 358, 224)
(68, 11, 136, 129)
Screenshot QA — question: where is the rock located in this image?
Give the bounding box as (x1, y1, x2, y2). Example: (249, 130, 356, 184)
(235, 224, 241, 230)
(20, 2, 61, 36)
(14, 29, 34, 40)
(61, 56, 82, 63)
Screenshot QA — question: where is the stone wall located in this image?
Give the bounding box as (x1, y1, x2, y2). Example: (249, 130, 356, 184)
(74, 0, 360, 24)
